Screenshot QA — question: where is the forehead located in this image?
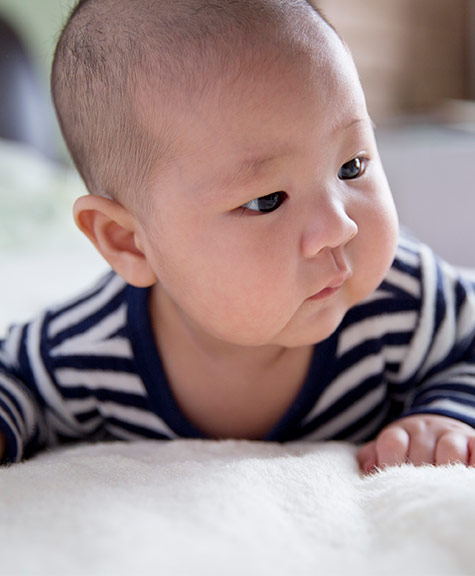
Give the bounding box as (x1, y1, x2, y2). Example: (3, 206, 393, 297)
(139, 14, 367, 195)
(175, 25, 363, 144)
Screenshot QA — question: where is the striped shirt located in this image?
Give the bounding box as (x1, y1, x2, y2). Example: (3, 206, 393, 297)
(1, 236, 475, 463)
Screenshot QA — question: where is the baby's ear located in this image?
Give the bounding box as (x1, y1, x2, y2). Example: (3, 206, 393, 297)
(73, 195, 157, 287)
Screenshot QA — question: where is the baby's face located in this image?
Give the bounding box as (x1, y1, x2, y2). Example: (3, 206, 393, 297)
(137, 23, 398, 348)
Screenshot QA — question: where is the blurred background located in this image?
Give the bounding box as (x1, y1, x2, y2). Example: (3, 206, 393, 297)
(0, 0, 474, 330)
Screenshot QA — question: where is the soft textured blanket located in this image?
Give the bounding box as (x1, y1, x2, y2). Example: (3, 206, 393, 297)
(1, 439, 474, 576)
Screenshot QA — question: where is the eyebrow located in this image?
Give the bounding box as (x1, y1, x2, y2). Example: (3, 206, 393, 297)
(204, 116, 373, 197)
(213, 150, 289, 193)
(339, 116, 372, 132)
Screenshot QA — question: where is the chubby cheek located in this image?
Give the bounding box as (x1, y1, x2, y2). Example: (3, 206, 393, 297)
(350, 183, 399, 301)
(152, 222, 299, 344)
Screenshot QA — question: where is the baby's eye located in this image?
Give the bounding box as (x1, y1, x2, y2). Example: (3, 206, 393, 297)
(241, 191, 287, 214)
(338, 157, 366, 180)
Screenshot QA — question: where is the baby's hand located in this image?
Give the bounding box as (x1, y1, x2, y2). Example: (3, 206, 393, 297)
(357, 414, 475, 473)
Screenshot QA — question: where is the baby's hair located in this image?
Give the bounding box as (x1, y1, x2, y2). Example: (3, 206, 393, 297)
(51, 0, 334, 210)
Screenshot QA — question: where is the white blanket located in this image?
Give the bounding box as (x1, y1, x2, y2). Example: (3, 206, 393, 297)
(1, 440, 474, 576)
(1, 141, 475, 576)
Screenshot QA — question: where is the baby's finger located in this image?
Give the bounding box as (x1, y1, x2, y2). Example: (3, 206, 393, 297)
(357, 441, 377, 474)
(375, 426, 410, 467)
(469, 438, 475, 467)
(435, 432, 469, 465)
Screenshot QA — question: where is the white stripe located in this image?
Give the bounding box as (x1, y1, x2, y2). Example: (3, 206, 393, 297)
(420, 399, 475, 420)
(459, 268, 475, 282)
(337, 311, 418, 357)
(398, 235, 424, 256)
(303, 354, 384, 425)
(55, 368, 145, 394)
(346, 406, 389, 444)
(44, 411, 75, 440)
(98, 401, 176, 438)
(52, 338, 132, 359)
(0, 377, 28, 439)
(395, 244, 420, 268)
(0, 324, 23, 370)
(384, 266, 421, 299)
(419, 368, 475, 390)
(421, 261, 458, 377)
(0, 350, 9, 368)
(27, 313, 83, 434)
(48, 274, 126, 339)
(457, 284, 475, 342)
(0, 373, 38, 439)
(368, 289, 394, 302)
(74, 415, 104, 434)
(301, 385, 386, 441)
(383, 345, 409, 365)
(397, 245, 437, 381)
(48, 272, 111, 316)
(64, 397, 98, 413)
(50, 305, 130, 358)
(417, 390, 475, 408)
(64, 398, 103, 434)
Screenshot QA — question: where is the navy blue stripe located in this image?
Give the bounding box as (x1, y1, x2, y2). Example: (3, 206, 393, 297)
(341, 297, 419, 329)
(0, 372, 27, 421)
(59, 386, 149, 409)
(105, 417, 172, 440)
(332, 398, 388, 441)
(298, 377, 385, 438)
(52, 355, 136, 372)
(48, 289, 126, 348)
(412, 391, 475, 410)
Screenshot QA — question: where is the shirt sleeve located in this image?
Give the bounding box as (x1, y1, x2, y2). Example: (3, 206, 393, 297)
(0, 318, 49, 463)
(396, 242, 475, 427)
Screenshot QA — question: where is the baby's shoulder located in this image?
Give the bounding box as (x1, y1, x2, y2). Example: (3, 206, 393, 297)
(40, 271, 130, 350)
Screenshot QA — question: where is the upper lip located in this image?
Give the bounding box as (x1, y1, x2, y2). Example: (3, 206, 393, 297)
(325, 271, 351, 289)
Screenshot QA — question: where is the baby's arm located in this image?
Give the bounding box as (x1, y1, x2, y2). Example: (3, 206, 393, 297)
(357, 414, 475, 473)
(0, 323, 51, 463)
(357, 243, 475, 473)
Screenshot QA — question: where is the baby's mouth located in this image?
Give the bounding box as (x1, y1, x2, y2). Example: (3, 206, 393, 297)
(306, 271, 351, 302)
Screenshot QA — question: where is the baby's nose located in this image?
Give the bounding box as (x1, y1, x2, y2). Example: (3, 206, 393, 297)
(300, 199, 358, 259)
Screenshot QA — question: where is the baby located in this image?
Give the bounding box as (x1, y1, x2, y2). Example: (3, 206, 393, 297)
(0, 0, 474, 472)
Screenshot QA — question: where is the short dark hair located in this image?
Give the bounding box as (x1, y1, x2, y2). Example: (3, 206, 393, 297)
(51, 0, 334, 208)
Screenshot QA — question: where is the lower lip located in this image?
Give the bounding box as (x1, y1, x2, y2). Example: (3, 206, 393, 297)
(307, 286, 341, 301)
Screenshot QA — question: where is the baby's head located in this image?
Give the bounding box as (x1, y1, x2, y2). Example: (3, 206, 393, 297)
(52, 0, 330, 209)
(52, 0, 399, 348)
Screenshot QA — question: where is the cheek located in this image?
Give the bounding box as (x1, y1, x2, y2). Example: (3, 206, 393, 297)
(150, 221, 299, 341)
(200, 227, 296, 312)
(351, 179, 399, 294)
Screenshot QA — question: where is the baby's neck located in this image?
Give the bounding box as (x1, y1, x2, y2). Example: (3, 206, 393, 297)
(150, 285, 313, 439)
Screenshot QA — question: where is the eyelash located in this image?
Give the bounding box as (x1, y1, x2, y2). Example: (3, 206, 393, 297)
(239, 156, 368, 215)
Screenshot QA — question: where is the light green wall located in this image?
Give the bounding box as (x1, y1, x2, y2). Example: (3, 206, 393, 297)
(0, 0, 76, 83)
(0, 0, 77, 159)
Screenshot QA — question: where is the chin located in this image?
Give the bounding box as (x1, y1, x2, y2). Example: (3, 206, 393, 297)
(285, 311, 349, 348)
